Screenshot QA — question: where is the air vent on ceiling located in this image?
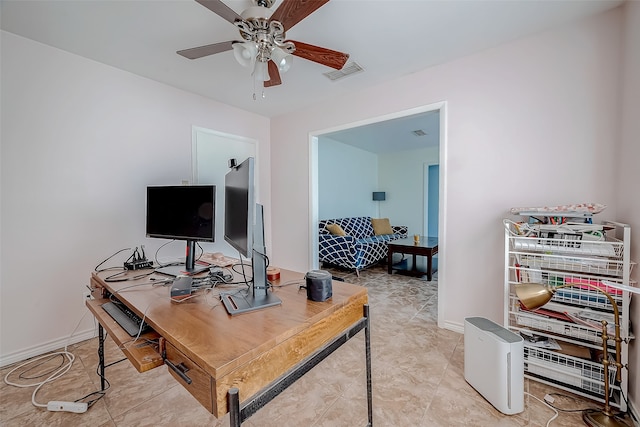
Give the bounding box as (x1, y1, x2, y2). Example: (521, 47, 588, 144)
(412, 129, 427, 136)
(323, 62, 364, 81)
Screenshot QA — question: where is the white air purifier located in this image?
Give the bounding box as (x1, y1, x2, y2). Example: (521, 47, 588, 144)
(464, 317, 524, 415)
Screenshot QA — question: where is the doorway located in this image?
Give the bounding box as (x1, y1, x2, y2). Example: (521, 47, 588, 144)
(309, 102, 447, 326)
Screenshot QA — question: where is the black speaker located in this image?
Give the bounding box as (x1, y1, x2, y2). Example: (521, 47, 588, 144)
(305, 270, 332, 302)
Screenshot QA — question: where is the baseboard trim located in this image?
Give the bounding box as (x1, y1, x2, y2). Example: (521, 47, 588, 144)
(0, 328, 96, 368)
(441, 319, 464, 334)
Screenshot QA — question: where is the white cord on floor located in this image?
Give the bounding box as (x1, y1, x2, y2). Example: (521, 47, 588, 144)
(3, 310, 89, 408)
(4, 350, 75, 408)
(525, 392, 559, 427)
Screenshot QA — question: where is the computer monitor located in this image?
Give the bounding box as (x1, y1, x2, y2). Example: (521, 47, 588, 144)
(224, 157, 254, 258)
(221, 157, 281, 315)
(146, 185, 215, 276)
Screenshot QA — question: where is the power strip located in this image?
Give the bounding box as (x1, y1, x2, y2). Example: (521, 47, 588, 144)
(124, 246, 152, 270)
(47, 401, 88, 413)
(124, 260, 153, 270)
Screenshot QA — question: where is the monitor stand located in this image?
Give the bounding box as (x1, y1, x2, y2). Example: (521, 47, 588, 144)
(221, 204, 282, 315)
(155, 239, 210, 277)
(220, 287, 282, 315)
(155, 263, 210, 277)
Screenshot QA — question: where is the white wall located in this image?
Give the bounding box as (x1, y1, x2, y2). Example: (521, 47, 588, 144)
(318, 137, 378, 219)
(317, 140, 439, 235)
(270, 8, 622, 327)
(616, 0, 640, 414)
(378, 146, 439, 236)
(0, 32, 270, 364)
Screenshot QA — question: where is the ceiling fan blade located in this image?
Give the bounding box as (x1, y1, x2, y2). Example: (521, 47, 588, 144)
(195, 0, 243, 24)
(177, 41, 234, 60)
(264, 61, 282, 87)
(288, 40, 349, 70)
(270, 0, 329, 30)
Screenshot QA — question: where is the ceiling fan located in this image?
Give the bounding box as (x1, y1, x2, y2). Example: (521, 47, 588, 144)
(177, 0, 350, 88)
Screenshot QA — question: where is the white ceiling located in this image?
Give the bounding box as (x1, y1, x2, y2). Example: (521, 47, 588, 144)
(322, 109, 440, 153)
(1, 0, 624, 122)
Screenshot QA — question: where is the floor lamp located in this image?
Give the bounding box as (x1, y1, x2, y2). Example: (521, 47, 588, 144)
(515, 282, 638, 427)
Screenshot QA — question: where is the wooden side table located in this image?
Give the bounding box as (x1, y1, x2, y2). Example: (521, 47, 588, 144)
(387, 236, 438, 281)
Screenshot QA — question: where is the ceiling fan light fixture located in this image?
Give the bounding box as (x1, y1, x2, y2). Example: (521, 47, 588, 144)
(232, 41, 257, 68)
(240, 5, 272, 21)
(271, 46, 292, 73)
(181, 0, 350, 91)
(253, 60, 270, 82)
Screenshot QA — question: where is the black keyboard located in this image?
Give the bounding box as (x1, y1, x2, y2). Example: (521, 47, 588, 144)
(101, 301, 150, 337)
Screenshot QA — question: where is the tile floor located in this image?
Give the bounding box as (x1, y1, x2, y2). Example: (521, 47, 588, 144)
(0, 265, 626, 426)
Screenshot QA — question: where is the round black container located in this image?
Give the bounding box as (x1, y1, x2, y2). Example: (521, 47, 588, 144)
(305, 270, 333, 302)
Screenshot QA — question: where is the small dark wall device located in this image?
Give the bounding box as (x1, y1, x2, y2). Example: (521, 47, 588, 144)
(170, 276, 193, 299)
(305, 270, 332, 302)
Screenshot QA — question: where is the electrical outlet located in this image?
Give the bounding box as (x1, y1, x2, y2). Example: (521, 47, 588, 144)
(83, 288, 92, 305)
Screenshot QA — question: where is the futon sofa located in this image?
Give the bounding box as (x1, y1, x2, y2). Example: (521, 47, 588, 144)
(319, 217, 408, 274)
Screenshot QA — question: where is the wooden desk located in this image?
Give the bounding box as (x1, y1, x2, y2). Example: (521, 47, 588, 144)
(387, 236, 438, 281)
(86, 268, 372, 426)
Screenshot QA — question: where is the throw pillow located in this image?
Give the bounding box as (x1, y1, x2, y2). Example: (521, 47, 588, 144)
(371, 218, 393, 235)
(326, 223, 347, 236)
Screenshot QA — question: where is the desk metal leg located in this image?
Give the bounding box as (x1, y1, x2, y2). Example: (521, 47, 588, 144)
(229, 388, 240, 427)
(98, 324, 106, 391)
(364, 304, 373, 427)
